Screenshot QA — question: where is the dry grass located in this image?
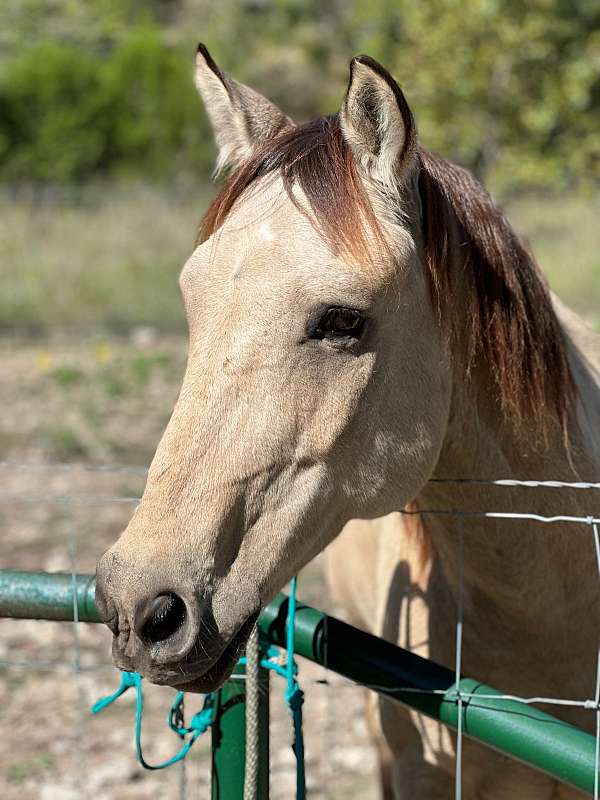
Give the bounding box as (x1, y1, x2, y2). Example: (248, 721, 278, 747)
(0, 183, 598, 334)
(507, 192, 600, 327)
(0, 183, 206, 333)
(0, 332, 186, 463)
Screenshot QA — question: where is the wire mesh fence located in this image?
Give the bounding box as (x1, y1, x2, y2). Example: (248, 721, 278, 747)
(1, 460, 599, 799)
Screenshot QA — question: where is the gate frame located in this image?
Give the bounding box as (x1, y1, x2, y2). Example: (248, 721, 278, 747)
(0, 569, 598, 796)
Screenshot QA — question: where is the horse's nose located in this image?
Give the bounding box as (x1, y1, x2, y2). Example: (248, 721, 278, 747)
(128, 587, 199, 665)
(96, 552, 200, 666)
(136, 591, 188, 646)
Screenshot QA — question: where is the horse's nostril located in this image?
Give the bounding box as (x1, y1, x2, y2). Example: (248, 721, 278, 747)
(141, 592, 187, 645)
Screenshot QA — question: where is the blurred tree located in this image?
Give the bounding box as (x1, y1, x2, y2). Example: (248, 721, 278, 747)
(0, 18, 214, 182)
(101, 23, 206, 177)
(0, 43, 110, 182)
(0, 0, 597, 192)
(172, 0, 600, 191)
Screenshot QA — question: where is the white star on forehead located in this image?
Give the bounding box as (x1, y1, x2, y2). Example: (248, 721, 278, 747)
(258, 222, 275, 242)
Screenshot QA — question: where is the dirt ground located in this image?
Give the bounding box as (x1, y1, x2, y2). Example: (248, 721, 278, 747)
(0, 332, 381, 799)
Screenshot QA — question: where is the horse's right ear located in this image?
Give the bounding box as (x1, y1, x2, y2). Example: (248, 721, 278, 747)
(194, 44, 293, 175)
(340, 55, 417, 189)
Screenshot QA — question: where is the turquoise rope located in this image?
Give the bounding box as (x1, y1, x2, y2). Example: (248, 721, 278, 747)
(91, 578, 305, 796)
(285, 577, 306, 800)
(91, 671, 214, 770)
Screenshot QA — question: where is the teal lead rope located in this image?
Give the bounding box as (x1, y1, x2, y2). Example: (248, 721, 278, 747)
(91, 671, 214, 769)
(91, 579, 306, 797)
(285, 577, 306, 800)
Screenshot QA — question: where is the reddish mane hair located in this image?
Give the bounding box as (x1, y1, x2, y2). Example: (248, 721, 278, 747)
(199, 115, 574, 433)
(199, 115, 383, 263)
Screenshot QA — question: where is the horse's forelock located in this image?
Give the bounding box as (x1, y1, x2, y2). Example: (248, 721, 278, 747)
(198, 114, 387, 264)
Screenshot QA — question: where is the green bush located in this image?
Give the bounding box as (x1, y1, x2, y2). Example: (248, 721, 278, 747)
(0, 22, 214, 183)
(0, 2, 598, 192)
(0, 44, 110, 182)
(102, 24, 211, 178)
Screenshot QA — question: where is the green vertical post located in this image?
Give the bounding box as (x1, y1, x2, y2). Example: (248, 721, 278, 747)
(211, 663, 246, 799)
(253, 653, 270, 799)
(211, 661, 270, 800)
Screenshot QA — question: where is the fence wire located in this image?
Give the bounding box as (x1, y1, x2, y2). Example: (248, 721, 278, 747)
(1, 460, 599, 799)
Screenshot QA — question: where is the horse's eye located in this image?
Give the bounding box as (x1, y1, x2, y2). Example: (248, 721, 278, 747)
(311, 307, 366, 340)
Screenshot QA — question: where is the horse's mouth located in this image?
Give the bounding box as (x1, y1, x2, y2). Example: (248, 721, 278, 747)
(151, 612, 259, 694)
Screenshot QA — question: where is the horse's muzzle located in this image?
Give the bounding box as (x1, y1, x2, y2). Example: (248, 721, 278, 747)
(95, 557, 204, 677)
(95, 553, 257, 691)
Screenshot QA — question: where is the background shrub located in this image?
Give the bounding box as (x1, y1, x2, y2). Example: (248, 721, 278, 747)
(0, 1, 598, 193)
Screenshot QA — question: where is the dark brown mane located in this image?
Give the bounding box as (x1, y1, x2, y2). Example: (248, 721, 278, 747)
(417, 148, 574, 431)
(200, 115, 574, 432)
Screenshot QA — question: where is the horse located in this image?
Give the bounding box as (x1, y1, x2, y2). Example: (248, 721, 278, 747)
(95, 45, 600, 798)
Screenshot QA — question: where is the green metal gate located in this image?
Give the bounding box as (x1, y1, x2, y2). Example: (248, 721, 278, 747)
(0, 569, 598, 796)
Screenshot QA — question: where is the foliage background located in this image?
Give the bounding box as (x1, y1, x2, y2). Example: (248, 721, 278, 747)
(1, 0, 599, 192)
(1, 0, 599, 334)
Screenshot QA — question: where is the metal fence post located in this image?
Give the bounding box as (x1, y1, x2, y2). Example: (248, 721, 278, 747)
(211, 661, 270, 800)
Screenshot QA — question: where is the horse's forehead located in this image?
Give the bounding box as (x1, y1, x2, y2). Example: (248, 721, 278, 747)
(187, 176, 401, 298)
(216, 178, 325, 257)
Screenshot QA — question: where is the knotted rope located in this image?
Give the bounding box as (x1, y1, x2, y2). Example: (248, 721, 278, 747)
(91, 671, 214, 770)
(284, 577, 306, 800)
(91, 579, 305, 798)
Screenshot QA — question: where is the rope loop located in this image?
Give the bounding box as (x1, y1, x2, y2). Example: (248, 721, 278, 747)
(92, 670, 213, 770)
(91, 577, 306, 795)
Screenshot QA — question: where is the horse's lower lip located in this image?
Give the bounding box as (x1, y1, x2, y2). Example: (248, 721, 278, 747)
(151, 612, 259, 693)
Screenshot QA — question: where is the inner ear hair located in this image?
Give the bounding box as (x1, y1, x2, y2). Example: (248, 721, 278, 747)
(195, 43, 293, 174)
(341, 55, 417, 188)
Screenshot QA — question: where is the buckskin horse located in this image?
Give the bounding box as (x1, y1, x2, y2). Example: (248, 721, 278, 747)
(96, 46, 600, 798)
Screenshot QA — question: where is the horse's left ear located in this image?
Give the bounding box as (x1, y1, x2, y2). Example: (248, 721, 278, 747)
(195, 44, 294, 174)
(340, 56, 417, 188)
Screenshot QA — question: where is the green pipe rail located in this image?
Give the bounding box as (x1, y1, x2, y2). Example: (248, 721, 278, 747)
(0, 570, 100, 621)
(0, 569, 598, 796)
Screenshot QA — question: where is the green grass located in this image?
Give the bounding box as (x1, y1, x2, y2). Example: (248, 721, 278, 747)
(6, 752, 54, 784)
(506, 192, 600, 327)
(0, 182, 210, 332)
(0, 183, 598, 332)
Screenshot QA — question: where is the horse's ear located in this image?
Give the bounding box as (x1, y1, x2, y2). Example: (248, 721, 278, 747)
(195, 44, 293, 174)
(340, 56, 417, 188)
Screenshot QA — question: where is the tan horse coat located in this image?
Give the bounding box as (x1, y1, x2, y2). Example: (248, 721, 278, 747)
(327, 301, 600, 798)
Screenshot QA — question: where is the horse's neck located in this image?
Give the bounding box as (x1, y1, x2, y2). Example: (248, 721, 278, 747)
(417, 304, 600, 630)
